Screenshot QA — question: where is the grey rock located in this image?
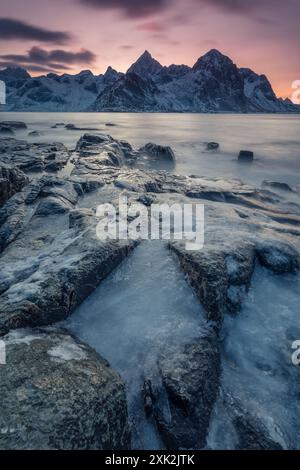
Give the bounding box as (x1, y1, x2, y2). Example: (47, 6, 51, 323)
(0, 327, 130, 450)
(256, 240, 300, 274)
(238, 150, 254, 163)
(262, 180, 292, 192)
(0, 121, 27, 130)
(0, 164, 29, 207)
(155, 336, 220, 449)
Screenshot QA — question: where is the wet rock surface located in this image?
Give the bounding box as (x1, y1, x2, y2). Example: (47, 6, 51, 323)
(154, 336, 220, 449)
(0, 138, 70, 174)
(0, 327, 130, 450)
(0, 131, 299, 450)
(0, 163, 29, 207)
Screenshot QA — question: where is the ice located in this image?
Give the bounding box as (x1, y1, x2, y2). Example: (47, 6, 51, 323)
(208, 267, 300, 449)
(65, 240, 208, 449)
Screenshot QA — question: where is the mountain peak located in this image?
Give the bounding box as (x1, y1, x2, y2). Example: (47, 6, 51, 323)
(193, 49, 233, 71)
(127, 50, 162, 78)
(0, 66, 31, 80)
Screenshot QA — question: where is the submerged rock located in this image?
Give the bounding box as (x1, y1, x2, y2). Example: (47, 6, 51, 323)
(238, 150, 254, 163)
(206, 142, 220, 150)
(0, 125, 14, 135)
(0, 327, 130, 450)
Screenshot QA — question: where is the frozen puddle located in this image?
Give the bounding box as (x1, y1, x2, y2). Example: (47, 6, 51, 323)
(65, 241, 208, 449)
(208, 267, 300, 450)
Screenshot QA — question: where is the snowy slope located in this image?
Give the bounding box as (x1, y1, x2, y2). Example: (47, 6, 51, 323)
(0, 50, 299, 113)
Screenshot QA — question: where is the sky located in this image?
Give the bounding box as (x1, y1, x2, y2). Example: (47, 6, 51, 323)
(0, 0, 299, 98)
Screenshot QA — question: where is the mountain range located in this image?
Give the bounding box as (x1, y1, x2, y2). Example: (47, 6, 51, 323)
(0, 49, 298, 113)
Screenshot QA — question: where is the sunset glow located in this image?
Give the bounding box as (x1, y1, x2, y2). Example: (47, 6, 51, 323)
(1, 0, 300, 98)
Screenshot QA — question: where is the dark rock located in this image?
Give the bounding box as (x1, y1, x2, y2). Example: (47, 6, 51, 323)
(143, 379, 155, 418)
(0, 121, 27, 130)
(0, 126, 14, 135)
(170, 243, 227, 325)
(238, 150, 254, 163)
(28, 130, 41, 137)
(262, 180, 292, 192)
(35, 196, 74, 216)
(0, 164, 29, 207)
(139, 143, 175, 165)
(155, 336, 221, 449)
(0, 327, 130, 450)
(256, 240, 300, 274)
(206, 142, 219, 150)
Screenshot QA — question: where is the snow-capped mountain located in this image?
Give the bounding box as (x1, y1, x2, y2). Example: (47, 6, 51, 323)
(0, 49, 299, 113)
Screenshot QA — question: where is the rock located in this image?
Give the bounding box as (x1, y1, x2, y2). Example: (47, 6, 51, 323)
(0, 164, 29, 207)
(256, 240, 300, 274)
(35, 196, 74, 216)
(223, 395, 284, 450)
(51, 123, 65, 128)
(262, 180, 292, 192)
(238, 150, 254, 163)
(143, 379, 155, 418)
(0, 126, 14, 135)
(28, 130, 42, 137)
(0, 211, 136, 332)
(0, 327, 130, 450)
(0, 121, 27, 130)
(0, 138, 70, 175)
(206, 142, 219, 150)
(105, 122, 116, 127)
(170, 243, 227, 325)
(154, 336, 220, 449)
(139, 143, 175, 166)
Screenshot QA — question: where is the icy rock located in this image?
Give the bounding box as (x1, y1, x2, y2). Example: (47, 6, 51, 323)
(0, 327, 130, 450)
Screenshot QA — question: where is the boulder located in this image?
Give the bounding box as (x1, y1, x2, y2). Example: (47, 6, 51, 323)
(206, 142, 219, 150)
(154, 336, 220, 449)
(0, 121, 27, 130)
(0, 327, 130, 450)
(139, 143, 175, 166)
(238, 150, 254, 163)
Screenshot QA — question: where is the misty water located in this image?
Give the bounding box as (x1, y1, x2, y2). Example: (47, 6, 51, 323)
(208, 267, 300, 450)
(65, 241, 210, 449)
(2, 112, 300, 187)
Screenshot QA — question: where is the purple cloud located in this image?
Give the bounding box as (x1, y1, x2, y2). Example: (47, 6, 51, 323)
(78, 0, 169, 17)
(0, 18, 71, 43)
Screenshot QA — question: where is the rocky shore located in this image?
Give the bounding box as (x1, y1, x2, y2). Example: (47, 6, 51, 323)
(0, 127, 299, 450)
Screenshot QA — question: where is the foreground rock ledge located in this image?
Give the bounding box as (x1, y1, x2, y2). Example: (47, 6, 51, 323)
(0, 327, 130, 450)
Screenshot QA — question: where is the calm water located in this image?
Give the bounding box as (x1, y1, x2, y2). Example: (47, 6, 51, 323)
(1, 112, 300, 186)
